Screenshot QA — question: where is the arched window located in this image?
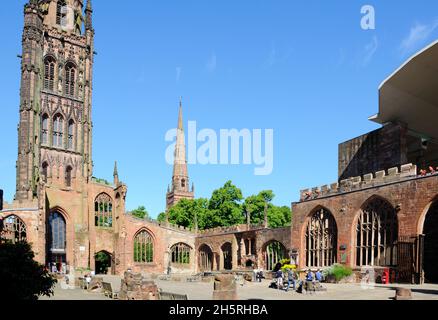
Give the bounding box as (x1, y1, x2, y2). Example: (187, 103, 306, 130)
(56, 0, 67, 26)
(134, 230, 154, 263)
(305, 208, 338, 268)
(0, 215, 27, 244)
(264, 241, 287, 271)
(47, 212, 67, 269)
(65, 63, 76, 96)
(94, 193, 113, 228)
(181, 179, 186, 189)
(44, 57, 56, 91)
(52, 114, 64, 148)
(65, 166, 72, 187)
(171, 243, 191, 264)
(356, 198, 398, 267)
(67, 120, 74, 150)
(42, 162, 49, 183)
(41, 114, 49, 145)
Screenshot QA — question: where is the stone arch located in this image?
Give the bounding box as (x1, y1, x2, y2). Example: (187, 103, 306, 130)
(0, 215, 27, 244)
(133, 228, 155, 263)
(262, 240, 287, 271)
(95, 250, 113, 275)
(47, 209, 68, 272)
(94, 193, 113, 228)
(221, 242, 233, 270)
(170, 242, 192, 265)
(419, 197, 438, 283)
(304, 206, 338, 268)
(198, 243, 213, 272)
(354, 195, 398, 267)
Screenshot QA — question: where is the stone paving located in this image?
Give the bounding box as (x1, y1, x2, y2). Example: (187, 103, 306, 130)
(40, 277, 438, 300)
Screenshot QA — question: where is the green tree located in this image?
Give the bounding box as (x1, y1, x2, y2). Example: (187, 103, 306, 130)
(0, 241, 57, 300)
(243, 190, 291, 228)
(208, 181, 244, 228)
(131, 206, 149, 219)
(158, 198, 210, 229)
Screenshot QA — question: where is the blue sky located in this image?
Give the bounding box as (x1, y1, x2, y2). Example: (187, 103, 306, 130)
(1, 0, 438, 218)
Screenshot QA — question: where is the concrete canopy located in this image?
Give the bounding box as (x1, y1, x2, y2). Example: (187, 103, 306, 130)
(370, 39, 438, 140)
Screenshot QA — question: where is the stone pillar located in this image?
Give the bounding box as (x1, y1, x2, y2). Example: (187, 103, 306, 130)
(213, 274, 237, 300)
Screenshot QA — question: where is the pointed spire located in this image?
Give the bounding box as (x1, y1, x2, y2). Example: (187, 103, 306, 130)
(178, 97, 184, 131)
(113, 161, 119, 185)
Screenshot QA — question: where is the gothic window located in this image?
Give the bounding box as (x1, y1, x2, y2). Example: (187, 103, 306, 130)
(41, 114, 49, 145)
(48, 212, 66, 252)
(264, 241, 287, 271)
(42, 162, 49, 183)
(0, 215, 27, 244)
(67, 120, 74, 150)
(56, 0, 68, 26)
(134, 230, 154, 263)
(305, 208, 338, 268)
(52, 114, 64, 148)
(44, 57, 55, 91)
(94, 193, 113, 228)
(356, 198, 398, 267)
(65, 166, 72, 187)
(181, 179, 186, 188)
(65, 63, 76, 97)
(171, 243, 191, 264)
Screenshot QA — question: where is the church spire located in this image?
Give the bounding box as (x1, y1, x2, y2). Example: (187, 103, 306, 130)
(113, 161, 119, 186)
(166, 99, 194, 210)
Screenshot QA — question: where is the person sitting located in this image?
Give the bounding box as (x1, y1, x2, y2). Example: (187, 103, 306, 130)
(305, 270, 315, 293)
(285, 269, 297, 292)
(315, 269, 323, 282)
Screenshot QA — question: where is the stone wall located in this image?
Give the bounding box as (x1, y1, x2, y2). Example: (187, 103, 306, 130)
(292, 168, 438, 270)
(338, 122, 408, 180)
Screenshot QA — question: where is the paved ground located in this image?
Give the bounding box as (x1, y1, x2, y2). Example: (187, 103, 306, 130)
(40, 277, 438, 300)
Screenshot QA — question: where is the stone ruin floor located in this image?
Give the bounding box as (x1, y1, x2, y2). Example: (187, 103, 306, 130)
(40, 276, 438, 300)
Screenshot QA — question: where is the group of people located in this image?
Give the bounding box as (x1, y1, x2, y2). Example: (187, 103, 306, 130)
(273, 268, 324, 293)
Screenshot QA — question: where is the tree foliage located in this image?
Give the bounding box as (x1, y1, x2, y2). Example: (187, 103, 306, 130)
(131, 206, 149, 220)
(161, 181, 292, 230)
(0, 241, 57, 300)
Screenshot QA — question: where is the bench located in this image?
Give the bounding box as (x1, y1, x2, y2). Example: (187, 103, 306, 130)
(159, 291, 188, 300)
(102, 282, 119, 299)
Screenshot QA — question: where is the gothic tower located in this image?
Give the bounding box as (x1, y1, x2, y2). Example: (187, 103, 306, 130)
(16, 0, 94, 201)
(166, 99, 194, 209)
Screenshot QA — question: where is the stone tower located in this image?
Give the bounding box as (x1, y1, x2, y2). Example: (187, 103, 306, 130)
(166, 99, 194, 209)
(15, 0, 94, 201)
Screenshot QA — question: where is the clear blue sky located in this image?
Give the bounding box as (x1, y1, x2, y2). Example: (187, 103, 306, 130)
(1, 0, 438, 218)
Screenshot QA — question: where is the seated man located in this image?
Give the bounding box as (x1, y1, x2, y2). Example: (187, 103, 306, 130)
(305, 270, 315, 293)
(315, 269, 323, 282)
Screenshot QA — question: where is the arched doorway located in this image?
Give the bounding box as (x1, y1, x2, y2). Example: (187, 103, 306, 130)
(263, 241, 287, 271)
(221, 242, 232, 270)
(199, 244, 213, 272)
(47, 211, 67, 273)
(423, 201, 438, 283)
(95, 251, 112, 275)
(305, 208, 338, 268)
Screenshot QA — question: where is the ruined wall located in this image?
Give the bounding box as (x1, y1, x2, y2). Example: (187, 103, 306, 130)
(338, 122, 408, 180)
(292, 163, 438, 269)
